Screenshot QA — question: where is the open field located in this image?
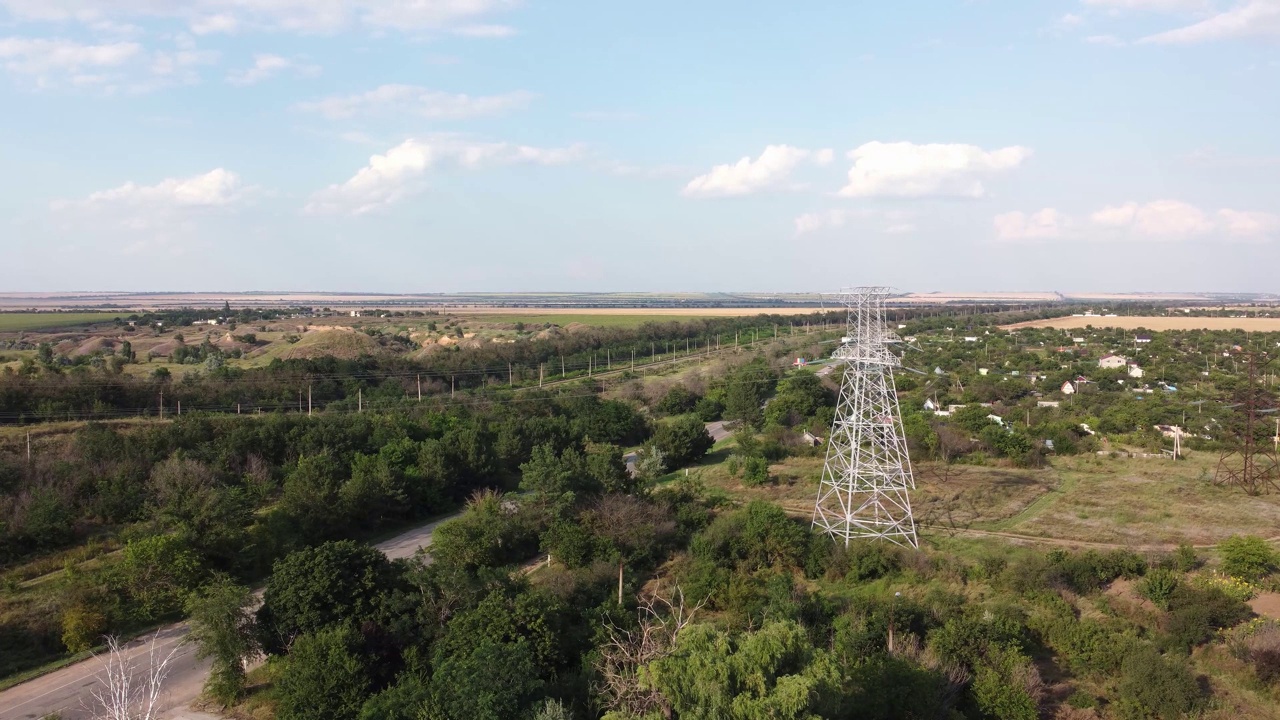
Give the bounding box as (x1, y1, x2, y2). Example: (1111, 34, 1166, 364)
(1004, 315, 1280, 332)
(0, 313, 120, 332)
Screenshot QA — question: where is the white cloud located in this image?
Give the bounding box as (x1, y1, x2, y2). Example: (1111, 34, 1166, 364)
(1091, 199, 1214, 237)
(994, 208, 1070, 240)
(452, 24, 517, 37)
(0, 0, 518, 35)
(1085, 34, 1127, 45)
(1081, 0, 1210, 10)
(838, 141, 1032, 198)
(1217, 208, 1280, 239)
(227, 53, 319, 85)
(0, 37, 140, 84)
(792, 208, 911, 236)
(306, 137, 585, 215)
(297, 84, 533, 120)
(1002, 199, 1276, 242)
(1138, 1, 1280, 44)
(1059, 12, 1086, 27)
(794, 209, 853, 236)
(81, 168, 246, 207)
(0, 34, 216, 90)
(682, 145, 833, 198)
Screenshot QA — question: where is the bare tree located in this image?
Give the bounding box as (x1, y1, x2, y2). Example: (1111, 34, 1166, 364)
(86, 632, 182, 720)
(594, 586, 705, 717)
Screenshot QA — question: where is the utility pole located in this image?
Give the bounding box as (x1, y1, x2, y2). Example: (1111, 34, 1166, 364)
(358, 388, 363, 413)
(451, 375, 455, 398)
(631, 349, 635, 370)
(509, 363, 513, 386)
(561, 356, 565, 376)
(308, 384, 312, 416)
(159, 389, 164, 419)
(26, 431, 31, 463)
(539, 363, 544, 387)
(177, 400, 181, 416)
(417, 374, 421, 402)
(607, 349, 611, 369)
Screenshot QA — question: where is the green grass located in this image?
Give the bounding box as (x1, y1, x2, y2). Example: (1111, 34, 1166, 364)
(0, 313, 122, 332)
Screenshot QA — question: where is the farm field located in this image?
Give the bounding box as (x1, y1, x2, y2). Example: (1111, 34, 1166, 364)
(1004, 315, 1280, 332)
(0, 313, 121, 332)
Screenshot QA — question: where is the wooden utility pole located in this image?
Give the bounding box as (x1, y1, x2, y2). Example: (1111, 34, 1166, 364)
(308, 384, 312, 416)
(561, 356, 565, 376)
(358, 388, 363, 413)
(177, 400, 181, 416)
(509, 363, 513, 386)
(451, 375, 455, 398)
(631, 349, 635, 369)
(417, 374, 421, 402)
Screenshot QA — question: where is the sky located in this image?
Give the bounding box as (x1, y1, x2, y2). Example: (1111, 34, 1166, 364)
(2, 0, 1279, 294)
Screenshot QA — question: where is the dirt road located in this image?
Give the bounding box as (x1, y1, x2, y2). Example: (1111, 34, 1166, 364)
(0, 515, 455, 720)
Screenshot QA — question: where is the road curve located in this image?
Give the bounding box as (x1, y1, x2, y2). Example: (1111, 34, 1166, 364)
(0, 515, 455, 720)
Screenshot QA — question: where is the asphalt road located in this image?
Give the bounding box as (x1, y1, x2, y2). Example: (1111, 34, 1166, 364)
(0, 515, 454, 720)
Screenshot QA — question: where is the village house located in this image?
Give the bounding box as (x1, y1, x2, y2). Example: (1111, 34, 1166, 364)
(1098, 353, 1127, 370)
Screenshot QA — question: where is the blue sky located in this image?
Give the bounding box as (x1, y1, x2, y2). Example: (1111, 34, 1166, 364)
(2, 0, 1278, 293)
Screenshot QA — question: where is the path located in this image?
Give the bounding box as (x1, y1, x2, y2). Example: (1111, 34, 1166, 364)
(0, 515, 455, 720)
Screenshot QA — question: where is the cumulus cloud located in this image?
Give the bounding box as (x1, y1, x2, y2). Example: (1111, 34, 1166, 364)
(993, 208, 1070, 240)
(0, 34, 215, 90)
(0, 0, 518, 36)
(0, 37, 139, 85)
(306, 137, 585, 215)
(227, 53, 319, 85)
(1090, 199, 1215, 237)
(792, 208, 913, 237)
(838, 141, 1032, 198)
(682, 145, 833, 198)
(996, 200, 1278, 242)
(1081, 0, 1210, 10)
(76, 168, 247, 207)
(1138, 1, 1280, 44)
(297, 84, 533, 120)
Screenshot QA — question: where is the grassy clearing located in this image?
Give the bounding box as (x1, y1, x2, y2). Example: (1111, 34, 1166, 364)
(0, 313, 121, 332)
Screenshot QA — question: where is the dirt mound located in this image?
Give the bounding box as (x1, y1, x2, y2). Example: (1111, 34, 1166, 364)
(414, 344, 447, 360)
(534, 327, 562, 341)
(70, 337, 116, 356)
(457, 338, 484, 350)
(53, 339, 80, 355)
(276, 330, 386, 360)
(437, 335, 458, 347)
(564, 322, 592, 334)
(146, 340, 184, 358)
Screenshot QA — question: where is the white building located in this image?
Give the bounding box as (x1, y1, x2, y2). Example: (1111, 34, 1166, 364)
(1061, 381, 1076, 395)
(1098, 354, 1127, 370)
(1128, 364, 1144, 378)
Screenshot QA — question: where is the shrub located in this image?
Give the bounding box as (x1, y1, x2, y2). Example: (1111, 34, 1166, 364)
(652, 415, 714, 471)
(1115, 647, 1200, 720)
(1226, 620, 1280, 684)
(740, 456, 770, 486)
(60, 605, 107, 653)
(1173, 543, 1199, 572)
(275, 625, 371, 720)
(1218, 535, 1278, 582)
(1138, 569, 1179, 610)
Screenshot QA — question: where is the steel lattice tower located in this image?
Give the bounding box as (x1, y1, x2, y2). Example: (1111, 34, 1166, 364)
(812, 287, 919, 548)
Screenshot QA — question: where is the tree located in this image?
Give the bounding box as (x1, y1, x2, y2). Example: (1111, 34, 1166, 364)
(148, 456, 249, 564)
(88, 633, 182, 720)
(275, 624, 371, 720)
(1218, 535, 1278, 582)
(427, 637, 543, 720)
(657, 386, 700, 415)
(185, 576, 259, 705)
(117, 534, 204, 621)
(652, 415, 714, 471)
(258, 540, 402, 650)
(644, 621, 844, 720)
(519, 444, 599, 497)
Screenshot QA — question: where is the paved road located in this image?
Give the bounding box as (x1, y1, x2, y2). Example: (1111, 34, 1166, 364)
(706, 420, 732, 442)
(0, 515, 454, 720)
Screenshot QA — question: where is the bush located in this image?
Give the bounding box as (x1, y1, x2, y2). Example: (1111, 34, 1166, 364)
(275, 625, 371, 720)
(60, 605, 107, 653)
(1115, 647, 1200, 719)
(1138, 569, 1179, 610)
(652, 415, 714, 471)
(740, 456, 770, 486)
(1160, 584, 1251, 652)
(1218, 535, 1278, 582)
(656, 386, 700, 415)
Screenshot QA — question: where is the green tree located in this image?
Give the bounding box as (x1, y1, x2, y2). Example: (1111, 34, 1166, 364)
(185, 576, 259, 705)
(1115, 647, 1201, 720)
(118, 534, 204, 620)
(652, 415, 714, 471)
(1218, 535, 1278, 582)
(258, 540, 402, 650)
(275, 624, 371, 720)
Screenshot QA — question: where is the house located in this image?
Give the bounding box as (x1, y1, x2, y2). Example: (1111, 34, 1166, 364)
(1072, 337, 1086, 344)
(1037, 400, 1061, 408)
(1135, 335, 1152, 344)
(349, 310, 362, 317)
(1154, 425, 1191, 439)
(987, 414, 1005, 426)
(801, 431, 824, 446)
(1128, 364, 1144, 378)
(923, 398, 937, 411)
(978, 368, 989, 376)
(963, 336, 979, 343)
(1061, 381, 1076, 395)
(1098, 354, 1127, 370)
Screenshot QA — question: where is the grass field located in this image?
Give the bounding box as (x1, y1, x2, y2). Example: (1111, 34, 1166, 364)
(0, 313, 120, 332)
(1004, 315, 1280, 332)
(462, 313, 732, 328)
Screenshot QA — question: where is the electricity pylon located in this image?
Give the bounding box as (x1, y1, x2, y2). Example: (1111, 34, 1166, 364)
(812, 287, 919, 548)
